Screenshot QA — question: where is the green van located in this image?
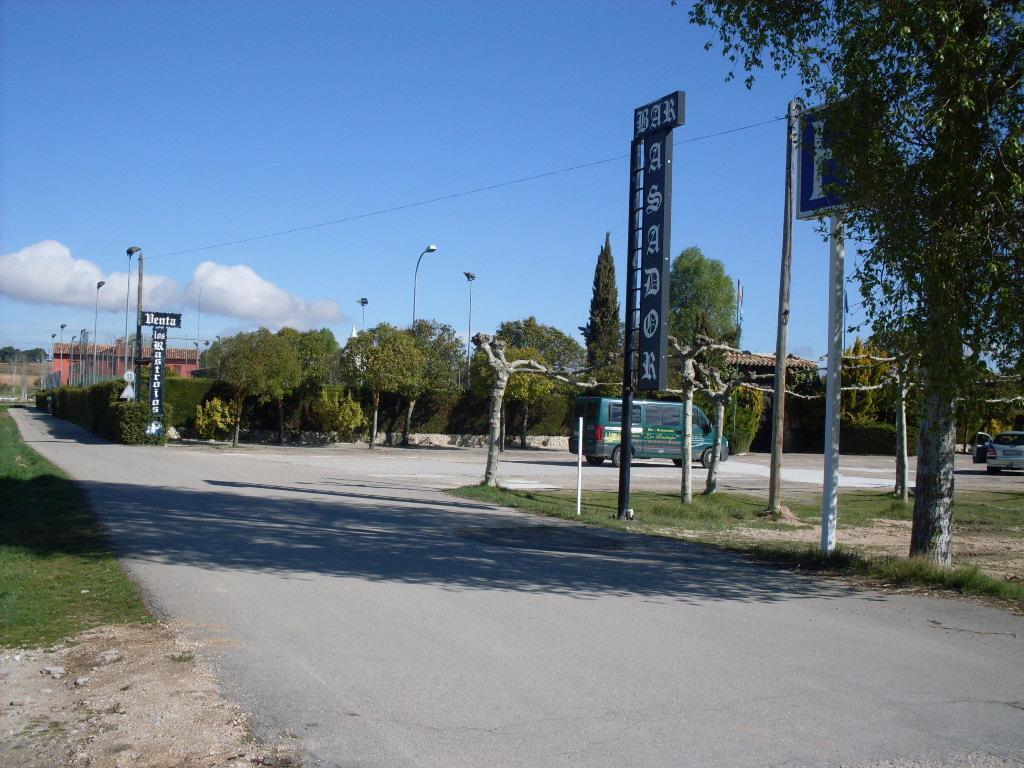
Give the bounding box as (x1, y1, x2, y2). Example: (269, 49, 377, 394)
(569, 396, 728, 468)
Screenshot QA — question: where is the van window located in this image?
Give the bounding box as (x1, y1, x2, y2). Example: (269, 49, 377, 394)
(694, 408, 711, 432)
(574, 400, 601, 423)
(609, 402, 642, 425)
(646, 403, 681, 428)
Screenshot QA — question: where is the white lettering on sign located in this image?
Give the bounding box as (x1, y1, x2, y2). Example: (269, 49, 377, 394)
(643, 267, 661, 298)
(642, 309, 659, 339)
(647, 224, 660, 256)
(661, 97, 677, 125)
(648, 142, 662, 172)
(645, 185, 663, 215)
(650, 102, 662, 129)
(641, 351, 657, 381)
(636, 109, 650, 135)
(811, 117, 832, 200)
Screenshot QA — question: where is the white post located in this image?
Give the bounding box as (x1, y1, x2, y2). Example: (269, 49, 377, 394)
(576, 416, 583, 516)
(821, 214, 845, 554)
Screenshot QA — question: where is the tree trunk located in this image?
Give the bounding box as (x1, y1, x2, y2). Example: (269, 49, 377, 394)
(681, 384, 693, 504)
(520, 401, 529, 449)
(909, 378, 956, 566)
(704, 398, 726, 495)
(895, 373, 909, 502)
(404, 398, 417, 446)
(232, 399, 242, 447)
(277, 398, 285, 445)
(369, 392, 379, 449)
(499, 405, 506, 453)
(484, 373, 509, 486)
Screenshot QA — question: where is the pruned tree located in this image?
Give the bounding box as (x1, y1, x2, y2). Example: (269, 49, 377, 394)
(694, 360, 747, 495)
(472, 333, 595, 486)
(689, 0, 1024, 566)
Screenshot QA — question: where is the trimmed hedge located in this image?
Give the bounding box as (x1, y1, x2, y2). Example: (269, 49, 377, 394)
(36, 383, 164, 445)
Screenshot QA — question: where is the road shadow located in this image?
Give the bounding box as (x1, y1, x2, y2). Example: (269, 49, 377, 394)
(11, 470, 857, 607)
(19, 412, 110, 446)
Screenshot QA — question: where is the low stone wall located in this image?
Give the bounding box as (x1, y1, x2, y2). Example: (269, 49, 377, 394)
(240, 429, 569, 451)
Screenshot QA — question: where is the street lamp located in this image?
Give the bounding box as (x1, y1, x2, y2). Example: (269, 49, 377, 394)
(357, 297, 368, 330)
(70, 334, 78, 386)
(93, 281, 106, 385)
(127, 246, 143, 401)
(411, 244, 438, 326)
(463, 271, 476, 388)
(124, 249, 134, 377)
(59, 324, 67, 385)
(79, 329, 88, 386)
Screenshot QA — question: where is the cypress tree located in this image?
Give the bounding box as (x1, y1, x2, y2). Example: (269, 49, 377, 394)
(580, 232, 622, 370)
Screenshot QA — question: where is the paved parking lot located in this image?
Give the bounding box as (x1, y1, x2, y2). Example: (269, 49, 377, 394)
(169, 440, 1022, 497)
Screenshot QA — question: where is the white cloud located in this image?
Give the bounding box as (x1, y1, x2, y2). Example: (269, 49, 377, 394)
(183, 261, 342, 329)
(0, 240, 343, 330)
(0, 240, 178, 311)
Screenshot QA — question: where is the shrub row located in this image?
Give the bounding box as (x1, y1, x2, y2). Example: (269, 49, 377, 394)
(36, 383, 164, 445)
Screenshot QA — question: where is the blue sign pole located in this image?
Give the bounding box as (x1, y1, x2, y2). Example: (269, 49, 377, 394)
(797, 106, 848, 554)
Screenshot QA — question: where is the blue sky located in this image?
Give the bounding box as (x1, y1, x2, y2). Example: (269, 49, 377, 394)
(0, 0, 857, 359)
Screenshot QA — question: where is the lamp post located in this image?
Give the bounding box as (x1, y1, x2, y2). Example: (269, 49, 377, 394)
(93, 281, 106, 384)
(463, 271, 476, 388)
(358, 298, 368, 331)
(411, 244, 438, 326)
(127, 247, 143, 400)
(79, 329, 88, 386)
(69, 334, 78, 385)
(124, 250, 134, 377)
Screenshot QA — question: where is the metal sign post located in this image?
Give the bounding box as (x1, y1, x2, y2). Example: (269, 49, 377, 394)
(617, 91, 685, 520)
(796, 105, 848, 555)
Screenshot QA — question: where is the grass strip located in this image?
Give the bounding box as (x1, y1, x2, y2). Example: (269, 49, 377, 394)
(0, 407, 151, 647)
(450, 483, 1024, 608)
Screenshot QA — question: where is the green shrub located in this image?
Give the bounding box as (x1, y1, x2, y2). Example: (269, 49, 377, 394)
(840, 420, 899, 455)
(310, 389, 366, 439)
(696, 386, 766, 455)
(195, 397, 234, 440)
(112, 400, 165, 445)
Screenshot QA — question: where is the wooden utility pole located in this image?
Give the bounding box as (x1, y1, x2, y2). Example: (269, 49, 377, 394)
(129, 247, 143, 399)
(768, 100, 800, 514)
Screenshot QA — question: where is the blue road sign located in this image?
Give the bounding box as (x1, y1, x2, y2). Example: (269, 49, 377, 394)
(797, 107, 847, 220)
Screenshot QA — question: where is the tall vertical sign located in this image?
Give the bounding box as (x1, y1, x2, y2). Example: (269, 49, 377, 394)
(147, 326, 168, 436)
(796, 105, 848, 555)
(617, 90, 685, 520)
(140, 310, 181, 438)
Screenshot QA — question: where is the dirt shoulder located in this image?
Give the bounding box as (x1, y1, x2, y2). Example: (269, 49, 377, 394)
(1, 622, 301, 768)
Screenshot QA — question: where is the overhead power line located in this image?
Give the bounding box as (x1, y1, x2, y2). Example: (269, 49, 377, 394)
(151, 116, 785, 261)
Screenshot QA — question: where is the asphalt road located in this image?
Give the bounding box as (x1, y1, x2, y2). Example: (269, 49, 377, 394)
(12, 410, 1024, 768)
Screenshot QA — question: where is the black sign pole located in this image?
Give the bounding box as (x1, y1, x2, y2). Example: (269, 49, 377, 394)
(618, 91, 685, 521)
(616, 138, 643, 520)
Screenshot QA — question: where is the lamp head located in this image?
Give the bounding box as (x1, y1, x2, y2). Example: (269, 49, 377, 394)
(424, 244, 438, 253)
(51, 333, 57, 339)
(126, 246, 141, 256)
(358, 297, 368, 306)
(464, 271, 476, 282)
(97, 280, 106, 290)
(60, 323, 67, 330)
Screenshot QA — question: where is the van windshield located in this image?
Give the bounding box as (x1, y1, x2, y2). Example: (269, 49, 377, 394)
(608, 403, 642, 425)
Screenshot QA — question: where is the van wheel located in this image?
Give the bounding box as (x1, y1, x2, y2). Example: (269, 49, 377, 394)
(611, 446, 631, 468)
(585, 456, 605, 466)
(672, 459, 683, 467)
(700, 447, 715, 469)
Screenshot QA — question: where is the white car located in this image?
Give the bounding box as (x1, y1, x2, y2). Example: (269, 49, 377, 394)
(985, 431, 1024, 474)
